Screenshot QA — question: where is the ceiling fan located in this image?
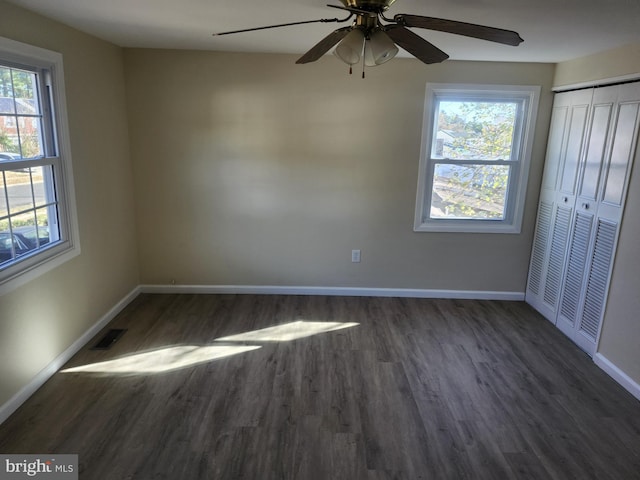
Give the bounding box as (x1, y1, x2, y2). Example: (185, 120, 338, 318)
(213, 0, 523, 76)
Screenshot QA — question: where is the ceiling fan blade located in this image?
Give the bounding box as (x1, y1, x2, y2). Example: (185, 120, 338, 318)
(384, 25, 449, 64)
(296, 26, 353, 64)
(213, 16, 351, 36)
(394, 14, 523, 46)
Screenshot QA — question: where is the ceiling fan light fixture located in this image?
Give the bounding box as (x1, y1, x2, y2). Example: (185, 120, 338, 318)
(367, 29, 398, 65)
(334, 28, 366, 65)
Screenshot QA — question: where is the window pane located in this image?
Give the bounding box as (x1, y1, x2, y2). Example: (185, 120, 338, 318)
(3, 166, 55, 209)
(1, 114, 16, 131)
(0, 232, 14, 265)
(0, 172, 6, 219)
(0, 120, 20, 154)
(0, 67, 16, 113)
(0, 205, 56, 265)
(430, 164, 510, 220)
(18, 117, 44, 158)
(13, 207, 53, 249)
(0, 67, 43, 159)
(12, 69, 40, 115)
(6, 169, 34, 214)
(0, 209, 37, 264)
(33, 207, 55, 246)
(0, 136, 20, 154)
(433, 101, 518, 160)
(31, 166, 52, 208)
(10, 210, 37, 257)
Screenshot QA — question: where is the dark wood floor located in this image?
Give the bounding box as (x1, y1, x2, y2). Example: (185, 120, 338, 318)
(1, 294, 639, 479)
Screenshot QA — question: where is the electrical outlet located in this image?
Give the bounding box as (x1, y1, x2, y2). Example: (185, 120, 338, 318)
(351, 249, 361, 263)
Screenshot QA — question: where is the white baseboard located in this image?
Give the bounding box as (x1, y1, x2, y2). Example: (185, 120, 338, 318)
(594, 353, 640, 402)
(140, 284, 525, 301)
(0, 286, 141, 426)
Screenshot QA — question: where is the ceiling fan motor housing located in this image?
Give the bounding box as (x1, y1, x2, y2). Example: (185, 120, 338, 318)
(355, 14, 380, 33)
(340, 0, 397, 12)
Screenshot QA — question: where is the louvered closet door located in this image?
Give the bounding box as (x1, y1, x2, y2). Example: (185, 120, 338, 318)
(557, 211, 594, 337)
(556, 87, 616, 341)
(557, 82, 640, 355)
(526, 90, 591, 321)
(575, 83, 640, 354)
(540, 204, 573, 315)
(527, 202, 552, 299)
(575, 218, 617, 352)
(543, 97, 591, 319)
(526, 100, 569, 318)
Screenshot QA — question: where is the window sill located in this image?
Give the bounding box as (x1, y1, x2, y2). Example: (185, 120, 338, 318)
(413, 219, 522, 234)
(0, 242, 81, 296)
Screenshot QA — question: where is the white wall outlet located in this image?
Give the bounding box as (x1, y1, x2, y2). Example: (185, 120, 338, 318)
(351, 249, 361, 263)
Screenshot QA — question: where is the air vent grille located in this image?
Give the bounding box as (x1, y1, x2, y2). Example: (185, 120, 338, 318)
(91, 329, 127, 350)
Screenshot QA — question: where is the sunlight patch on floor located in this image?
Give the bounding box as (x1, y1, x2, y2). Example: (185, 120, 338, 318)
(216, 320, 360, 342)
(61, 345, 261, 374)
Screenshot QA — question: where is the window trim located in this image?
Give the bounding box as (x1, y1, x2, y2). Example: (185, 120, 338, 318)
(0, 36, 80, 295)
(414, 83, 541, 234)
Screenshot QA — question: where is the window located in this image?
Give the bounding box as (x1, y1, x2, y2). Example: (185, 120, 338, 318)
(414, 83, 540, 233)
(0, 37, 79, 294)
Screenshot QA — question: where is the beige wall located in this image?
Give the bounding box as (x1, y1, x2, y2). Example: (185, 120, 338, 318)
(554, 43, 640, 88)
(0, 2, 139, 407)
(125, 49, 554, 292)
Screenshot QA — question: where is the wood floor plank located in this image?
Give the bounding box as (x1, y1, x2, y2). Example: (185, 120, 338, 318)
(1, 294, 639, 479)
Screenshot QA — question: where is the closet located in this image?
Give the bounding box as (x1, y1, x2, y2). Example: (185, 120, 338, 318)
(526, 81, 640, 356)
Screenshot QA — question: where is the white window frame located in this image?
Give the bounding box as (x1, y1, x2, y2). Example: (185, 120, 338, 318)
(0, 37, 80, 295)
(414, 83, 540, 233)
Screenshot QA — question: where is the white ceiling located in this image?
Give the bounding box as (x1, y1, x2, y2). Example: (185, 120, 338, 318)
(5, 0, 640, 63)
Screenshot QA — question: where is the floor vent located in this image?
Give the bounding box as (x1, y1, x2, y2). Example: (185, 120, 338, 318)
(91, 329, 127, 350)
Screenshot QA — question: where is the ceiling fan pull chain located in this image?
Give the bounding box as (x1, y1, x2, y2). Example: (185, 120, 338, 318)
(362, 42, 366, 78)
